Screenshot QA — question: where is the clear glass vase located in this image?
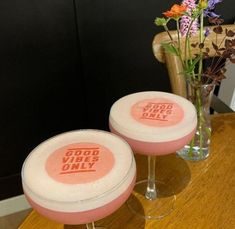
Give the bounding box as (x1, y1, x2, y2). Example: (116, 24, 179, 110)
(177, 76, 215, 161)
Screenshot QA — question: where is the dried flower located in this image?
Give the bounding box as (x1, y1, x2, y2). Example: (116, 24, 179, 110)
(208, 17, 224, 25)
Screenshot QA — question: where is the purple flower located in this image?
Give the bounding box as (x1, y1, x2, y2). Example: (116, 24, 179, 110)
(204, 27, 210, 37)
(182, 0, 197, 9)
(204, 0, 223, 17)
(180, 0, 198, 37)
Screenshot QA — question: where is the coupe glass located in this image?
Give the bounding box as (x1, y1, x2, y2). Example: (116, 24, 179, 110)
(21, 129, 136, 228)
(109, 91, 197, 219)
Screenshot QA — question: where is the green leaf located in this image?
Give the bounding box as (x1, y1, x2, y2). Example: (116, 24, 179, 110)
(161, 43, 179, 56)
(184, 55, 201, 74)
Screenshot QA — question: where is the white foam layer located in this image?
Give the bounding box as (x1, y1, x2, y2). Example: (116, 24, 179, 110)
(22, 129, 136, 212)
(109, 91, 197, 142)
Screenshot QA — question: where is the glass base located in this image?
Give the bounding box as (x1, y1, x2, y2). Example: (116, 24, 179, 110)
(177, 145, 209, 161)
(85, 224, 105, 229)
(65, 223, 105, 229)
(86, 227, 105, 229)
(85, 225, 105, 229)
(127, 180, 176, 220)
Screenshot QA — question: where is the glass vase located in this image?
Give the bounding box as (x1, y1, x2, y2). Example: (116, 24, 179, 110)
(177, 76, 215, 161)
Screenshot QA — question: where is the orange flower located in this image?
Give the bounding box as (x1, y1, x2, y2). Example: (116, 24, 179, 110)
(163, 4, 187, 18)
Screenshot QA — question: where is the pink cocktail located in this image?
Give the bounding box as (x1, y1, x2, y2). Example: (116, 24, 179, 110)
(22, 129, 136, 227)
(109, 91, 197, 219)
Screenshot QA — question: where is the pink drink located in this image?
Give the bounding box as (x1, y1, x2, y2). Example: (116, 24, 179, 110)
(22, 130, 136, 225)
(109, 91, 197, 155)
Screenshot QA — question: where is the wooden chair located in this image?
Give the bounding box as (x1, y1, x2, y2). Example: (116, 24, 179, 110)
(152, 24, 235, 113)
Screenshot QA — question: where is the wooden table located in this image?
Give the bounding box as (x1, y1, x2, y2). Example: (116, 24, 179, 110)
(19, 113, 235, 229)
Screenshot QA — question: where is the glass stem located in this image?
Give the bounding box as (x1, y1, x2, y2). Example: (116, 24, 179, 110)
(86, 222, 95, 229)
(145, 155, 157, 200)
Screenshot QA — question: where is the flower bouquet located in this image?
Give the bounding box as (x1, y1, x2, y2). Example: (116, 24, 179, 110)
(154, 0, 235, 160)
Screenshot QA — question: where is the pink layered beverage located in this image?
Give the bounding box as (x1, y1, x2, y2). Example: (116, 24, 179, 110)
(21, 129, 136, 225)
(109, 91, 197, 219)
(109, 91, 197, 155)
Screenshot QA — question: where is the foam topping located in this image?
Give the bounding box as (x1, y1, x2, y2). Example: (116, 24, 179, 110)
(22, 130, 135, 212)
(109, 91, 197, 142)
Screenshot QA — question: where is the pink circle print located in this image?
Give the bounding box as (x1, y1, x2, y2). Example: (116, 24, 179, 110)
(45, 143, 115, 184)
(131, 98, 184, 127)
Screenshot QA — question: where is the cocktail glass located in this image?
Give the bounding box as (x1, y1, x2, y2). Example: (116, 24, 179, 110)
(109, 91, 197, 219)
(21, 129, 136, 228)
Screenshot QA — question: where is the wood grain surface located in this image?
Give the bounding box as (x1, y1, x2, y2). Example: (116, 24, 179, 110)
(19, 113, 235, 229)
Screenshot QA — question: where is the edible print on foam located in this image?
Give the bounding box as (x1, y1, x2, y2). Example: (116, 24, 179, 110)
(131, 98, 184, 127)
(46, 143, 115, 184)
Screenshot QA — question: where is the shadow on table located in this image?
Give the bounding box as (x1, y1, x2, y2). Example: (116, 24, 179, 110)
(65, 198, 145, 229)
(134, 153, 191, 197)
(65, 153, 191, 229)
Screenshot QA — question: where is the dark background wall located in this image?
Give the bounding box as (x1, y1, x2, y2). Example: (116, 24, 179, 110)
(0, 0, 234, 200)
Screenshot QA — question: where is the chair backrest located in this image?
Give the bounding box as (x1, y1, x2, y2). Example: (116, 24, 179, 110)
(218, 62, 235, 110)
(152, 24, 235, 98)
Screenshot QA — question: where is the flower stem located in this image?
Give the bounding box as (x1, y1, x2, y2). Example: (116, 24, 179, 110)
(163, 25, 174, 42)
(196, 86, 204, 156)
(198, 10, 204, 82)
(176, 19, 185, 69)
(184, 19, 195, 71)
(189, 135, 195, 157)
